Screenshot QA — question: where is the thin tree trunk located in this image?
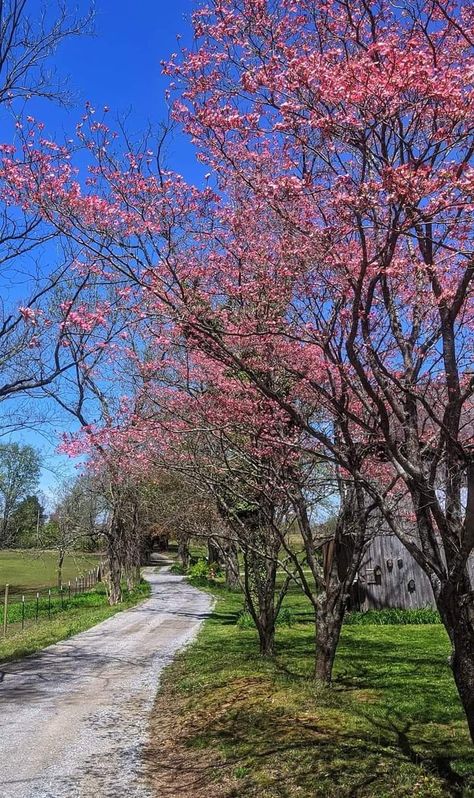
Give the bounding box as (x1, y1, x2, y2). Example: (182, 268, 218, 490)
(107, 539, 122, 605)
(178, 537, 190, 570)
(57, 550, 65, 590)
(224, 542, 240, 589)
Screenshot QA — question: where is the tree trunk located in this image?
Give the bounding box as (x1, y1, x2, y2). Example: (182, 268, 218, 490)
(107, 540, 122, 605)
(207, 538, 220, 565)
(178, 537, 190, 571)
(315, 594, 346, 684)
(257, 619, 275, 657)
(57, 550, 65, 590)
(224, 542, 240, 589)
(243, 533, 278, 658)
(438, 579, 474, 743)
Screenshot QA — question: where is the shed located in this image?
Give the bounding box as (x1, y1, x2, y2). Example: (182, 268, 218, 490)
(352, 533, 474, 611)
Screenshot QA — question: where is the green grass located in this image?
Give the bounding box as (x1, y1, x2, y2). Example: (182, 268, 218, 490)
(345, 607, 441, 625)
(0, 579, 150, 663)
(0, 548, 101, 595)
(151, 584, 474, 798)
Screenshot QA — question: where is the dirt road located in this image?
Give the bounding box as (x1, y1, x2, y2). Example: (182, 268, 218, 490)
(0, 567, 211, 798)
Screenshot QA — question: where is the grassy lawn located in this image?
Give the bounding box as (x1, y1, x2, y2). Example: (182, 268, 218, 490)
(0, 579, 150, 663)
(0, 548, 101, 595)
(147, 585, 474, 798)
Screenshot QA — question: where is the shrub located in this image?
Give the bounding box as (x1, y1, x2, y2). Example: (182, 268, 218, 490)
(345, 607, 441, 625)
(187, 558, 220, 586)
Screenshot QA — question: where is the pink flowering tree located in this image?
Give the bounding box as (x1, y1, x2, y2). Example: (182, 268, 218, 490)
(166, 0, 474, 736)
(0, 0, 93, 429)
(2, 0, 474, 737)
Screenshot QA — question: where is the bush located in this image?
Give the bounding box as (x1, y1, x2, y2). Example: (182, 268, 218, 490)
(187, 558, 220, 586)
(345, 607, 441, 625)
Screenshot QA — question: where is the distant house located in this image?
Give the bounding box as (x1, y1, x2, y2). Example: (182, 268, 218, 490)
(352, 532, 474, 611)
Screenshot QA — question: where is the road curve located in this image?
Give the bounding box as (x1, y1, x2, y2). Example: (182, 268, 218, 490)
(0, 567, 212, 798)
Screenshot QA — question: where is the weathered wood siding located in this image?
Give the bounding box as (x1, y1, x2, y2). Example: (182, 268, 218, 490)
(353, 534, 474, 611)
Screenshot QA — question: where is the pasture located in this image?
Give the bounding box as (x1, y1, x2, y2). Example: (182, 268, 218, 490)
(0, 549, 101, 594)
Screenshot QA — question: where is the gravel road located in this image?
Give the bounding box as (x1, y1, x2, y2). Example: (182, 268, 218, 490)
(0, 566, 211, 798)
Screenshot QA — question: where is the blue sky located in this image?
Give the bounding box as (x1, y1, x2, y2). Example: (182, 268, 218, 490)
(2, 0, 203, 504)
(31, 0, 201, 178)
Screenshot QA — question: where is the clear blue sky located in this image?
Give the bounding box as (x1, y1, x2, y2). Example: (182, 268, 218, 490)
(34, 0, 202, 180)
(3, 0, 204, 504)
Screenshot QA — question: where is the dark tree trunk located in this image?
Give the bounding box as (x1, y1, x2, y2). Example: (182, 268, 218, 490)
(243, 531, 279, 658)
(224, 542, 240, 589)
(178, 537, 190, 571)
(315, 594, 346, 684)
(57, 550, 65, 590)
(107, 538, 122, 605)
(207, 538, 220, 565)
(437, 576, 474, 743)
(257, 619, 275, 657)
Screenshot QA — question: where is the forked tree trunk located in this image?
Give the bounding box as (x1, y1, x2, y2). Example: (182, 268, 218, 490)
(243, 533, 279, 658)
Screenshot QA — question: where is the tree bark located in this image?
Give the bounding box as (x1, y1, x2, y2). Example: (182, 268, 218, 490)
(57, 550, 65, 590)
(257, 619, 275, 657)
(207, 538, 220, 565)
(315, 594, 346, 684)
(224, 542, 240, 589)
(107, 539, 122, 605)
(178, 537, 190, 570)
(438, 576, 474, 743)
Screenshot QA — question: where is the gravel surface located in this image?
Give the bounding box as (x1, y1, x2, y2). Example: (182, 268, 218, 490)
(0, 566, 211, 798)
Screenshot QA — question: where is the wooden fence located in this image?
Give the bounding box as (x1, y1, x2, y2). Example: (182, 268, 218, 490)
(0, 567, 102, 638)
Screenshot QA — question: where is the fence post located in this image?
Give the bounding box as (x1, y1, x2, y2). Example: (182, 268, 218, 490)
(36, 592, 39, 622)
(75, 577, 78, 595)
(21, 595, 25, 631)
(68, 580, 71, 600)
(48, 589, 51, 619)
(3, 584, 9, 637)
(60, 587, 63, 610)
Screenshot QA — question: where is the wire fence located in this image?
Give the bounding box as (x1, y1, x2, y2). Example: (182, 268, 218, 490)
(0, 566, 104, 637)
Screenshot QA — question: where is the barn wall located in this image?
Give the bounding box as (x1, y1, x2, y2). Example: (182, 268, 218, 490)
(353, 534, 474, 611)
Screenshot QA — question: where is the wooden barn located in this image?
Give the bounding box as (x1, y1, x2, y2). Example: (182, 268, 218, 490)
(352, 533, 474, 611)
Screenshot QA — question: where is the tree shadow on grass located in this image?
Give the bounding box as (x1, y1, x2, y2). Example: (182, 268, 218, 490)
(186, 694, 472, 798)
(181, 625, 474, 797)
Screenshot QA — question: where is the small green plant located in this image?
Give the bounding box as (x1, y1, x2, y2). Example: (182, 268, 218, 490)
(345, 607, 441, 625)
(233, 766, 249, 779)
(187, 558, 221, 586)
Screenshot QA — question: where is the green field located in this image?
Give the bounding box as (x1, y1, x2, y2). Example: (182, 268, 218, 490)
(0, 548, 152, 664)
(0, 549, 101, 594)
(0, 579, 150, 663)
(149, 582, 474, 798)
